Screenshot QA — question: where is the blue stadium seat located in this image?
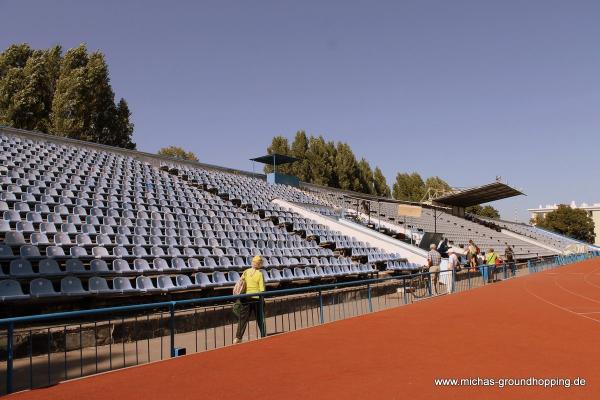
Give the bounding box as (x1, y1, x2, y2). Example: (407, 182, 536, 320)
(157, 275, 178, 291)
(46, 246, 66, 258)
(194, 272, 218, 288)
(113, 277, 138, 294)
(227, 271, 241, 282)
(175, 274, 198, 289)
(212, 271, 230, 286)
(112, 259, 132, 274)
(70, 246, 88, 258)
(30, 278, 60, 298)
(0, 280, 29, 301)
(10, 259, 36, 278)
(61, 276, 89, 296)
(88, 277, 113, 294)
(0, 244, 14, 258)
(136, 276, 160, 292)
(65, 259, 87, 274)
(39, 259, 65, 276)
(5, 231, 26, 246)
(30, 233, 50, 246)
(269, 269, 284, 282)
(281, 268, 294, 281)
(90, 259, 111, 275)
(133, 259, 152, 272)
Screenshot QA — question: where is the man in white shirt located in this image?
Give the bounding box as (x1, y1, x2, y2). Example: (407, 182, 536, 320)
(447, 248, 460, 293)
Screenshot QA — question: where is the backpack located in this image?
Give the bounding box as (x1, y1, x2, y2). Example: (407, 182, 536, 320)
(233, 270, 247, 295)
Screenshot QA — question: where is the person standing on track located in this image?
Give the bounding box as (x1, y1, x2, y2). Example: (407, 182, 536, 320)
(427, 243, 442, 295)
(234, 255, 266, 344)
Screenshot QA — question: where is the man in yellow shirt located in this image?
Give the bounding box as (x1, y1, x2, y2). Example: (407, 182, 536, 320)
(485, 248, 499, 283)
(234, 255, 266, 344)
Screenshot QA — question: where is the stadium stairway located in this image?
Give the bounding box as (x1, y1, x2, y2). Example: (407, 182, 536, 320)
(272, 199, 429, 264)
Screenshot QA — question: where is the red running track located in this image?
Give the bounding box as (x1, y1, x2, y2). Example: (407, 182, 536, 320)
(9, 259, 600, 400)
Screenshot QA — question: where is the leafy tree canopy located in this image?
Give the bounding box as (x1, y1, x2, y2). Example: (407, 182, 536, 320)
(0, 43, 135, 149)
(466, 204, 501, 219)
(265, 131, 390, 196)
(158, 146, 198, 162)
(533, 205, 595, 243)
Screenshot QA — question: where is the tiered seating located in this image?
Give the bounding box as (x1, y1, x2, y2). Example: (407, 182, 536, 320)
(0, 134, 401, 302)
(303, 187, 556, 258)
(476, 217, 584, 250)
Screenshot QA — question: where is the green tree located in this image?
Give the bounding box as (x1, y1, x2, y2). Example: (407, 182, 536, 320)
(373, 167, 390, 197)
(157, 146, 198, 162)
(425, 176, 451, 193)
(0, 44, 33, 74)
(51, 44, 90, 139)
(264, 135, 292, 174)
(290, 130, 311, 181)
(357, 158, 375, 195)
(466, 204, 501, 219)
(1, 46, 62, 132)
(335, 142, 360, 191)
(0, 44, 32, 127)
(392, 172, 425, 202)
(534, 205, 595, 243)
(0, 43, 135, 148)
(305, 136, 334, 186)
(114, 98, 135, 149)
(325, 139, 338, 187)
(86, 51, 120, 145)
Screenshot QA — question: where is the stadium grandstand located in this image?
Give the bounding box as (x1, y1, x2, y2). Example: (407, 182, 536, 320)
(0, 126, 587, 306)
(1, 125, 599, 397)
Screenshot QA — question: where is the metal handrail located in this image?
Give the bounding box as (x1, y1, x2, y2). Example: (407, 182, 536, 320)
(1, 251, 596, 394)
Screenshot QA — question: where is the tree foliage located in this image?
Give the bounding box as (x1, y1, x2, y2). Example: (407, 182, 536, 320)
(533, 205, 595, 243)
(425, 176, 451, 193)
(290, 131, 311, 181)
(265, 135, 292, 174)
(392, 172, 426, 202)
(357, 158, 375, 195)
(373, 167, 391, 197)
(265, 131, 390, 196)
(335, 142, 360, 191)
(157, 146, 198, 162)
(0, 43, 135, 149)
(466, 204, 501, 219)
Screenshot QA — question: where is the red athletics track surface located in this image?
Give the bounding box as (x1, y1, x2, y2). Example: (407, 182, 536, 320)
(9, 259, 600, 400)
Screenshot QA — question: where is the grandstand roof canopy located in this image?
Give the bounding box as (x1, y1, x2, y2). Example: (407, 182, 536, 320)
(250, 154, 299, 166)
(434, 182, 524, 207)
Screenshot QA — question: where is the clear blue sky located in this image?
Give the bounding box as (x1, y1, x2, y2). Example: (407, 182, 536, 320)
(2, 0, 599, 221)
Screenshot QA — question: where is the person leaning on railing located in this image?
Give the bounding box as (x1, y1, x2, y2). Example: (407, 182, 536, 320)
(233, 255, 266, 344)
(447, 248, 460, 292)
(504, 243, 516, 277)
(485, 248, 500, 283)
(466, 240, 479, 271)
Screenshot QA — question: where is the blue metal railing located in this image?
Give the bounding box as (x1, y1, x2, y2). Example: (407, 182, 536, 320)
(1, 252, 597, 394)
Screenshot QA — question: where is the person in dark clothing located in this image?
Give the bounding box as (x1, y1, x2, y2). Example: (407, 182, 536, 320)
(504, 243, 516, 277)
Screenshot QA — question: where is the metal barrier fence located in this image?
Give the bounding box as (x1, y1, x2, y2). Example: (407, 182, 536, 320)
(1, 252, 598, 394)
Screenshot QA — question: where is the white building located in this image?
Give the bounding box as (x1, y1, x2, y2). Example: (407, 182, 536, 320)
(528, 201, 600, 245)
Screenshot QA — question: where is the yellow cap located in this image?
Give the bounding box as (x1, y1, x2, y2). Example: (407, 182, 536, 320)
(252, 255, 263, 264)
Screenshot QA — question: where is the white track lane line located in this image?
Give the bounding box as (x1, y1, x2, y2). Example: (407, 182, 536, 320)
(523, 276, 600, 325)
